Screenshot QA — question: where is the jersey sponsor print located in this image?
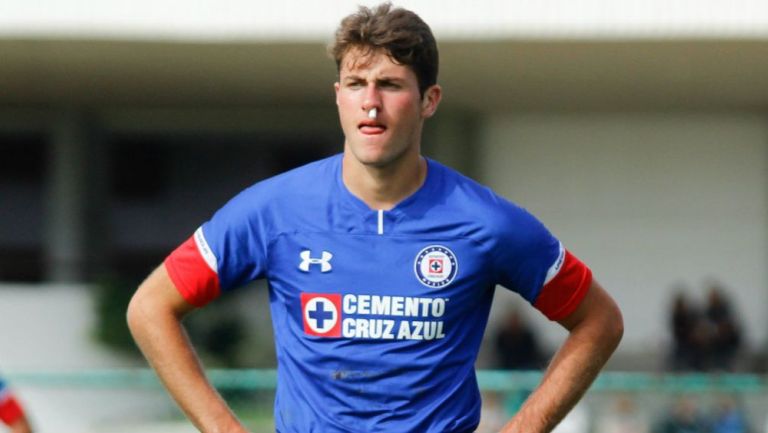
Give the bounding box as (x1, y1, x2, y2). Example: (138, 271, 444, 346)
(302, 292, 447, 340)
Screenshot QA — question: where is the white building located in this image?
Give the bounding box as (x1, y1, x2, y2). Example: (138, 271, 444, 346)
(2, 0, 768, 371)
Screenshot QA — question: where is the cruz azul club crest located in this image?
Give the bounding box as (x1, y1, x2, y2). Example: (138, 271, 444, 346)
(301, 293, 342, 337)
(414, 245, 458, 288)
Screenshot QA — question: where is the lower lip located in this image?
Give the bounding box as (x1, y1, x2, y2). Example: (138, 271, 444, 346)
(360, 126, 386, 135)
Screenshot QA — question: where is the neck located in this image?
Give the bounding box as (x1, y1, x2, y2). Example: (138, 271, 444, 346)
(342, 151, 427, 211)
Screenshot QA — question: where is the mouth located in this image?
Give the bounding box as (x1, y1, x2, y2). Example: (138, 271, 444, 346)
(358, 120, 387, 135)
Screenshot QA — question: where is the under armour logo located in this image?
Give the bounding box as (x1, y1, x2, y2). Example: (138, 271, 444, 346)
(299, 250, 333, 273)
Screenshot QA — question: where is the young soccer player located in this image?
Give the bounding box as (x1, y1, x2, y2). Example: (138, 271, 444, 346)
(127, 3, 623, 432)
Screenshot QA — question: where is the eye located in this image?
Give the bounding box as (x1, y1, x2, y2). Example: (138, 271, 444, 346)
(345, 80, 364, 89)
(380, 81, 400, 89)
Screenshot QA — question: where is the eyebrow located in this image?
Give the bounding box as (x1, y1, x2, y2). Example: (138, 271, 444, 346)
(376, 76, 405, 83)
(342, 75, 406, 84)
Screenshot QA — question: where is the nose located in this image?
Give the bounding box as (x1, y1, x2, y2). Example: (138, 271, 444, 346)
(362, 83, 381, 112)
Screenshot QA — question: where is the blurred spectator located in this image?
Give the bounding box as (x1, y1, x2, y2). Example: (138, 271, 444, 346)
(494, 309, 545, 370)
(667, 282, 744, 372)
(596, 394, 649, 433)
(492, 309, 547, 428)
(708, 395, 749, 433)
(653, 396, 708, 433)
(669, 289, 706, 371)
(704, 284, 742, 371)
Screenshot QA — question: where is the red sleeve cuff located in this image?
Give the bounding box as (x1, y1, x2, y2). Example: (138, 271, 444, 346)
(165, 235, 221, 307)
(533, 250, 592, 321)
(0, 395, 24, 426)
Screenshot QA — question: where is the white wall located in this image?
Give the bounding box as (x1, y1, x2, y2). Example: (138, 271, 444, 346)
(479, 112, 768, 358)
(0, 285, 173, 433)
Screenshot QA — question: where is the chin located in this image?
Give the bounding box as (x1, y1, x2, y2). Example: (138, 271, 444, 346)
(347, 138, 410, 168)
(349, 144, 387, 163)
(358, 155, 392, 167)
(348, 148, 389, 166)
(364, 151, 411, 169)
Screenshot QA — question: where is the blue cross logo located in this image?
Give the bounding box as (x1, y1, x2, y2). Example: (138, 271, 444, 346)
(308, 300, 334, 330)
(431, 261, 442, 272)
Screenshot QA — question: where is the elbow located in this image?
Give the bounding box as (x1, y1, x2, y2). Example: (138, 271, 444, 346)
(613, 317, 624, 349)
(606, 301, 624, 351)
(126, 284, 154, 338)
(126, 289, 143, 336)
(126, 270, 190, 338)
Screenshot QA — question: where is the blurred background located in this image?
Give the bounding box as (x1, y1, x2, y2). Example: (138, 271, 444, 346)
(1, 0, 768, 432)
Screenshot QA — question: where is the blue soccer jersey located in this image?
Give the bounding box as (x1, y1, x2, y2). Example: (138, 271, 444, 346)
(166, 154, 591, 433)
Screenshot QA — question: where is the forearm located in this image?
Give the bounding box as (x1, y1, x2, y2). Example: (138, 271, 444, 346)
(127, 267, 247, 433)
(501, 324, 619, 432)
(500, 282, 623, 433)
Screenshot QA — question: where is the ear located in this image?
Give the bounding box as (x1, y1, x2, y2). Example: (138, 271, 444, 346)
(334, 82, 340, 106)
(421, 84, 442, 119)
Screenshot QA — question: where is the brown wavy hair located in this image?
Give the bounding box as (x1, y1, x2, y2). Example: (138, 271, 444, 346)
(329, 2, 439, 97)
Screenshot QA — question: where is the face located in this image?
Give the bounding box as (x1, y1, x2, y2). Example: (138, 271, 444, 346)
(335, 48, 441, 169)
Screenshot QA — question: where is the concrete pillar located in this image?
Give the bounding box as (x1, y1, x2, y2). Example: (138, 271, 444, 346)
(44, 113, 89, 282)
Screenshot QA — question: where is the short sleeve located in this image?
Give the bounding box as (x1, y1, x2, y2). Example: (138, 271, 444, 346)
(165, 186, 270, 307)
(492, 200, 592, 321)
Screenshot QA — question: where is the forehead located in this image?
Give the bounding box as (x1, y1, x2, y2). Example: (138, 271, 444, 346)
(339, 47, 414, 78)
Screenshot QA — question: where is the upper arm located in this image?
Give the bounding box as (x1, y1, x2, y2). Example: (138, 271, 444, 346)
(557, 278, 623, 336)
(128, 264, 197, 324)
